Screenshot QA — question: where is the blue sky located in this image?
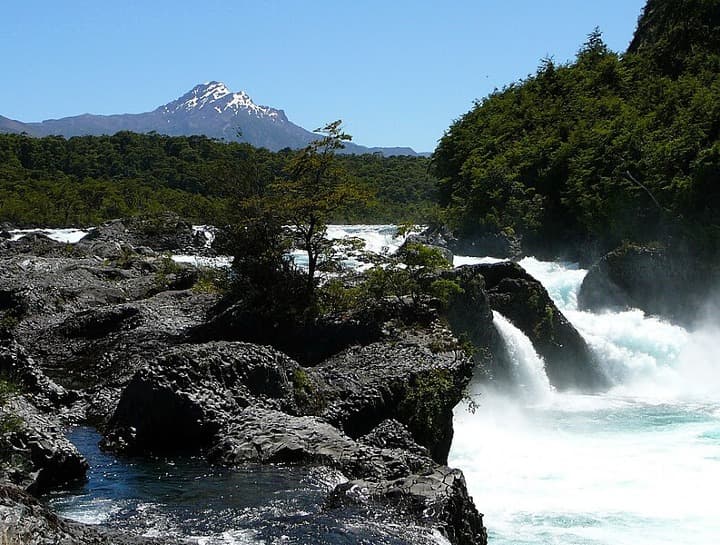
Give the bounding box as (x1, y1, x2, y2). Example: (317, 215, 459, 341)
(3, 0, 646, 152)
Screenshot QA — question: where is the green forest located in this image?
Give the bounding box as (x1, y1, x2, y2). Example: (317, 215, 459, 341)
(0, 131, 437, 227)
(432, 0, 720, 258)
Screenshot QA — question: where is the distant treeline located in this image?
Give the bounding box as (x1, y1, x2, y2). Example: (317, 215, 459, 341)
(0, 131, 438, 227)
(432, 0, 720, 257)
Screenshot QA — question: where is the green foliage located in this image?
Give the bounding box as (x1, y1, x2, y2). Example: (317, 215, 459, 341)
(0, 379, 22, 437)
(229, 121, 373, 312)
(0, 131, 437, 227)
(153, 254, 184, 289)
(433, 10, 720, 258)
(359, 242, 460, 311)
(398, 369, 456, 439)
(191, 267, 230, 295)
(291, 368, 324, 413)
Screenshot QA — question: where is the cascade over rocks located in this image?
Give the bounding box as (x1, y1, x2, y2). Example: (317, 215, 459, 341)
(577, 243, 713, 326)
(473, 262, 606, 391)
(441, 265, 506, 379)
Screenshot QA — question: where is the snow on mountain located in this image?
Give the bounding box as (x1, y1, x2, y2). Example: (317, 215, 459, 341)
(0, 82, 420, 155)
(163, 81, 283, 121)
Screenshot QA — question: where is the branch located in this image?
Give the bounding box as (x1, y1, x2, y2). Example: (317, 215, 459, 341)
(624, 170, 667, 214)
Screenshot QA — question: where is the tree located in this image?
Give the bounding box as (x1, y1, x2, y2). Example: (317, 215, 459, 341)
(260, 120, 371, 297)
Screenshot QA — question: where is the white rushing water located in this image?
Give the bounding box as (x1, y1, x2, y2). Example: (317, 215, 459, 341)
(451, 256, 720, 545)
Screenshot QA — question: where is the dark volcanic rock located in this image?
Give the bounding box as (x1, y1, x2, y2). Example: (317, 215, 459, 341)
(207, 407, 434, 481)
(442, 265, 505, 379)
(449, 232, 522, 260)
(79, 214, 205, 254)
(359, 419, 431, 458)
(399, 235, 454, 264)
(311, 341, 474, 464)
(103, 342, 302, 454)
(476, 262, 606, 391)
(0, 336, 72, 411)
(327, 466, 487, 545)
(0, 484, 165, 544)
(577, 243, 712, 325)
(195, 304, 384, 365)
(0, 233, 71, 258)
(1, 397, 87, 494)
(0, 253, 216, 393)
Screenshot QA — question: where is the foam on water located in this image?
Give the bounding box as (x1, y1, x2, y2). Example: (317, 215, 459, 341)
(451, 254, 720, 545)
(9, 228, 91, 243)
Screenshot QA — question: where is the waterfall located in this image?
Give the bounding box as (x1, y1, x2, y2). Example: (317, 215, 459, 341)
(491, 311, 553, 402)
(450, 255, 720, 545)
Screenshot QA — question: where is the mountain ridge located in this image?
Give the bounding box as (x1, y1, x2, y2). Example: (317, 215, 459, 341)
(0, 82, 424, 156)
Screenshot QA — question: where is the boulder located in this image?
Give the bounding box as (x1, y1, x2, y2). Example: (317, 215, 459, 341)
(207, 407, 434, 481)
(79, 214, 206, 254)
(577, 243, 712, 325)
(442, 265, 505, 379)
(310, 340, 475, 464)
(399, 235, 454, 265)
(327, 466, 487, 545)
(102, 342, 303, 454)
(1, 396, 87, 495)
(449, 232, 521, 260)
(475, 262, 606, 391)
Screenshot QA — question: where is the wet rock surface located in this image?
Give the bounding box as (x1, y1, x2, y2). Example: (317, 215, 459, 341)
(0, 484, 165, 544)
(577, 243, 714, 326)
(103, 342, 302, 454)
(311, 340, 474, 464)
(327, 466, 486, 545)
(473, 262, 606, 391)
(1, 396, 88, 495)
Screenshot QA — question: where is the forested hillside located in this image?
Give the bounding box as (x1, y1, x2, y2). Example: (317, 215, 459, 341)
(0, 132, 437, 226)
(432, 0, 720, 258)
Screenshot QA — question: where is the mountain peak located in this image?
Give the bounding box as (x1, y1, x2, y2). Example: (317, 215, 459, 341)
(164, 81, 283, 121)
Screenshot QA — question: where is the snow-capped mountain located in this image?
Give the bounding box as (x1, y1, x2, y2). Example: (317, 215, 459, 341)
(0, 82, 421, 155)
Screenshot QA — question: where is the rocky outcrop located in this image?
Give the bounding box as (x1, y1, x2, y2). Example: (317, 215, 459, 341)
(311, 340, 475, 464)
(0, 253, 216, 395)
(399, 235, 454, 265)
(0, 484, 165, 544)
(194, 303, 385, 366)
(1, 397, 87, 495)
(327, 466, 486, 545)
(0, 336, 73, 412)
(577, 243, 712, 325)
(207, 407, 434, 481)
(442, 265, 505, 379)
(102, 342, 302, 454)
(1, 218, 491, 545)
(78, 214, 208, 255)
(473, 262, 606, 391)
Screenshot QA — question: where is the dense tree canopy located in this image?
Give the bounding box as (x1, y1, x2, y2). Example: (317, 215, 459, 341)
(0, 131, 437, 227)
(433, 0, 720, 258)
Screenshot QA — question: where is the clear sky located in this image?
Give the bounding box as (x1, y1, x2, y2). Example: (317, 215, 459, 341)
(2, 0, 646, 152)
